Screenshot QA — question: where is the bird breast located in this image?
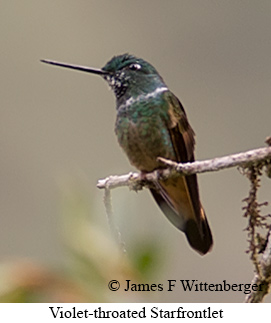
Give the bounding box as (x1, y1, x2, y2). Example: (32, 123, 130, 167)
(115, 105, 175, 172)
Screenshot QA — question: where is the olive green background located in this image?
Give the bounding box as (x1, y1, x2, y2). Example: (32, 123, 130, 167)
(1, 1, 271, 302)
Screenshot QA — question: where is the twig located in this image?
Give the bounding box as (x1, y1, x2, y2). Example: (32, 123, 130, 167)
(97, 146, 271, 190)
(103, 183, 126, 254)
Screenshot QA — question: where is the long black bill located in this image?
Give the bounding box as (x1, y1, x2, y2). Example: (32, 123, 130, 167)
(40, 59, 107, 76)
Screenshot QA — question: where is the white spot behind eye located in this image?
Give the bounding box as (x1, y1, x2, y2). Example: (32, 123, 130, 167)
(129, 63, 141, 70)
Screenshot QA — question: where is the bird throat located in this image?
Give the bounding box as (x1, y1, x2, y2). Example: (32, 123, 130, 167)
(118, 86, 168, 110)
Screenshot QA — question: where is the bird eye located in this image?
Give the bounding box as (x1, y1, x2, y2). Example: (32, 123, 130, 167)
(129, 63, 141, 70)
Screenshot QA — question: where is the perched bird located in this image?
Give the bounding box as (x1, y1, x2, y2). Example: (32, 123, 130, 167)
(41, 54, 213, 255)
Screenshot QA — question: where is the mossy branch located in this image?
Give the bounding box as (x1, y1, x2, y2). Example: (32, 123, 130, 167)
(97, 138, 271, 302)
(244, 230, 271, 303)
(97, 145, 271, 191)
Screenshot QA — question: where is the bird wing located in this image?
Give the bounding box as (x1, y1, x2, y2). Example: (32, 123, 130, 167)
(150, 91, 213, 254)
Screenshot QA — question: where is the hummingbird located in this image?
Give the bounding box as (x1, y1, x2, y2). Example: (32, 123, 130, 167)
(41, 54, 213, 255)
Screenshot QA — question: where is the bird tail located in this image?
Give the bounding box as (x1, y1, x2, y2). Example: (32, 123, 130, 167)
(150, 186, 213, 255)
(184, 207, 213, 255)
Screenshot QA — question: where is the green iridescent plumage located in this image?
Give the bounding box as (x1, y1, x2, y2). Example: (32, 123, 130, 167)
(104, 54, 212, 255)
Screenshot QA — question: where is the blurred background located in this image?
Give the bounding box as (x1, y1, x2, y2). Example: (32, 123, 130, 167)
(0, 1, 270, 302)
